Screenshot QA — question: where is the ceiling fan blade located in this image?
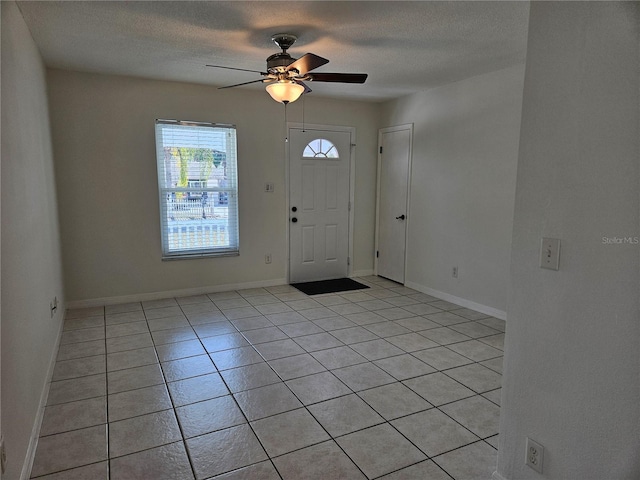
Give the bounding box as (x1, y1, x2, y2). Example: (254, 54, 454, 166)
(308, 73, 368, 83)
(218, 78, 270, 89)
(206, 64, 267, 75)
(295, 80, 312, 94)
(286, 53, 329, 75)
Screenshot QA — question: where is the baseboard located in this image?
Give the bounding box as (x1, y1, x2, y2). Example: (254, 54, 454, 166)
(351, 269, 374, 278)
(403, 281, 507, 321)
(66, 278, 289, 309)
(492, 471, 508, 480)
(67, 273, 380, 310)
(67, 277, 506, 319)
(20, 307, 65, 480)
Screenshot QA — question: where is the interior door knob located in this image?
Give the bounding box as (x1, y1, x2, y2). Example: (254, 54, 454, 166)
(395, 214, 406, 220)
(291, 217, 298, 223)
(291, 206, 297, 212)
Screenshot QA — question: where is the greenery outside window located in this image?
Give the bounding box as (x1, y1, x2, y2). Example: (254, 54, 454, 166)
(155, 119, 239, 259)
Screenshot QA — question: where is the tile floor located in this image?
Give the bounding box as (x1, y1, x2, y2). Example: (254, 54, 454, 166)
(30, 276, 504, 480)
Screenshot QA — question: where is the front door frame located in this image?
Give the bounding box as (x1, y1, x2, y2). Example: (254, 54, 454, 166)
(285, 122, 356, 283)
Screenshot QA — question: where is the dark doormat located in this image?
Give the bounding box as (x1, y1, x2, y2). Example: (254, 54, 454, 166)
(291, 278, 369, 296)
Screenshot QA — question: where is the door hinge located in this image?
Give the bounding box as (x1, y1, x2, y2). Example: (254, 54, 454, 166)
(376, 250, 379, 258)
(347, 257, 351, 265)
(379, 146, 383, 154)
(348, 201, 352, 211)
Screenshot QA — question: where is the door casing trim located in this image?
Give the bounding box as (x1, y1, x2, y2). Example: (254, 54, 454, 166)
(285, 122, 356, 283)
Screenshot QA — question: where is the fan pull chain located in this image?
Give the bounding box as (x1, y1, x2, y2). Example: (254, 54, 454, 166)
(302, 94, 306, 132)
(284, 102, 288, 142)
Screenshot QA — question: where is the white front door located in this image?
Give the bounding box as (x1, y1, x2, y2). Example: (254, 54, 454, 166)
(289, 128, 352, 283)
(376, 125, 412, 284)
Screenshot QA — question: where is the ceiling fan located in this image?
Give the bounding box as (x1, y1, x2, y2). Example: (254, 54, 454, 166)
(206, 34, 368, 104)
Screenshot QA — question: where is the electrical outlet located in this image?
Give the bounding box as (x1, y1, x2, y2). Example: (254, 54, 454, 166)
(525, 437, 544, 473)
(452, 266, 458, 278)
(1, 435, 7, 475)
(265, 254, 272, 264)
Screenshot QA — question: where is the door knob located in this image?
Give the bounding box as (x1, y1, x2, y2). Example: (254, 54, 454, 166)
(395, 214, 406, 220)
(291, 206, 297, 212)
(291, 217, 298, 223)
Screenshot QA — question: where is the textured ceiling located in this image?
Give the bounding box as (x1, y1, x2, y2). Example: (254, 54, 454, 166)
(17, 1, 530, 102)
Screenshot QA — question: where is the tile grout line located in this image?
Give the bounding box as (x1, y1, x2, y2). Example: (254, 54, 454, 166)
(190, 295, 286, 480)
(100, 306, 110, 480)
(234, 288, 454, 479)
(42, 319, 502, 409)
(157, 299, 200, 480)
(236, 295, 371, 479)
(51, 281, 504, 479)
(165, 295, 283, 479)
(224, 287, 385, 479)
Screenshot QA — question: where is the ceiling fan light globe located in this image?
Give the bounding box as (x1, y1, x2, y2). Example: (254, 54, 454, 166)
(266, 81, 305, 104)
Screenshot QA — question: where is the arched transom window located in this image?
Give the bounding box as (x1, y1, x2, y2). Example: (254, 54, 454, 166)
(303, 138, 339, 158)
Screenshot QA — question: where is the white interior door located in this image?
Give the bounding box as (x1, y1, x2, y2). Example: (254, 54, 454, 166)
(289, 128, 351, 283)
(376, 125, 412, 284)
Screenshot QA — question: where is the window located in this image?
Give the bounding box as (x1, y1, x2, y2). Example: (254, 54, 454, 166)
(155, 119, 239, 259)
(303, 138, 339, 158)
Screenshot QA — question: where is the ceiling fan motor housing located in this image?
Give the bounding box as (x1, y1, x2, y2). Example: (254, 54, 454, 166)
(267, 52, 296, 73)
(268, 34, 299, 73)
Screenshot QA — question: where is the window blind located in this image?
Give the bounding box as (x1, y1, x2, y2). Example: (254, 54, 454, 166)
(155, 120, 239, 259)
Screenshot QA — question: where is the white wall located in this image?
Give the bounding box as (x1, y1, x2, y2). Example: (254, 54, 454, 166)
(47, 70, 380, 304)
(497, 2, 639, 479)
(379, 64, 525, 315)
(1, 2, 66, 479)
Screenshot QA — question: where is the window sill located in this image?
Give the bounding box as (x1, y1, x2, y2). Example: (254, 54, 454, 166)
(162, 251, 239, 261)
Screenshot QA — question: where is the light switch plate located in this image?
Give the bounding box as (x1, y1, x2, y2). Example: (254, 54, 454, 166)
(540, 237, 560, 270)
